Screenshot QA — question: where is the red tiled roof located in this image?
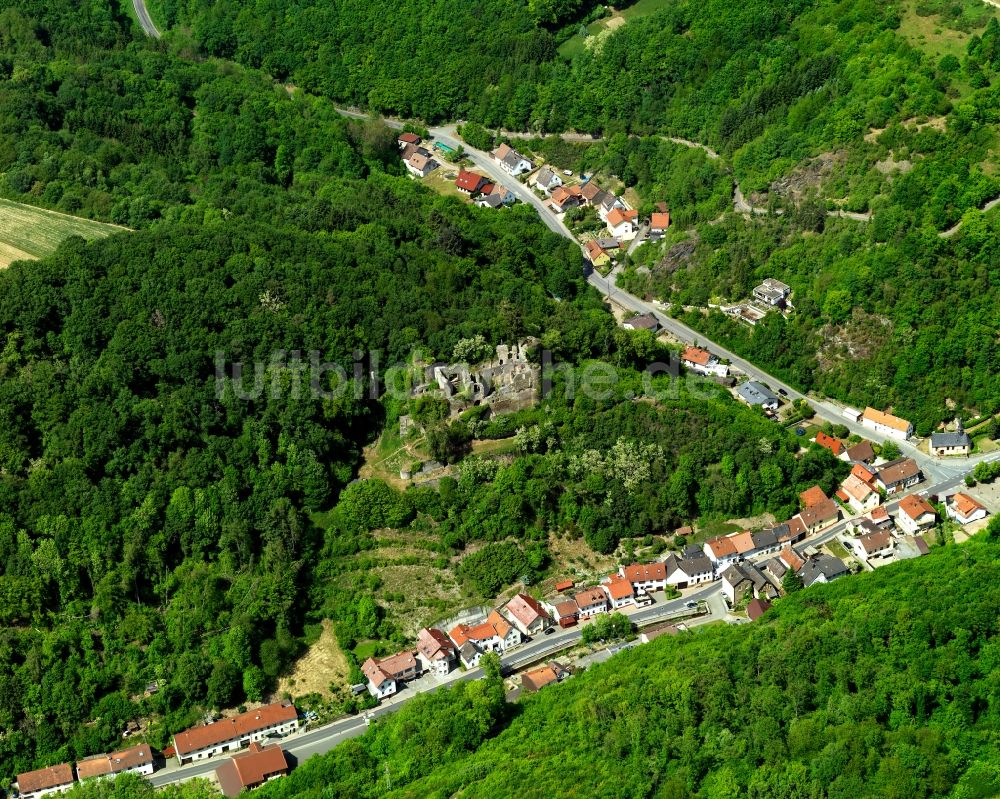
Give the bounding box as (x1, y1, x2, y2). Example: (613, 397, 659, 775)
(899, 494, 936, 521)
(729, 531, 756, 554)
(554, 579, 575, 592)
(521, 666, 559, 692)
(585, 239, 608, 260)
(951, 492, 986, 518)
(76, 757, 113, 780)
(602, 575, 634, 600)
(622, 562, 666, 583)
(851, 462, 877, 485)
(580, 181, 603, 201)
(681, 346, 712, 366)
(747, 598, 771, 621)
(174, 702, 297, 756)
(841, 474, 876, 503)
(397, 132, 421, 144)
(863, 407, 911, 433)
(217, 743, 288, 794)
(799, 485, 828, 508)
(845, 440, 875, 463)
(606, 208, 637, 228)
(815, 432, 844, 456)
(798, 497, 840, 527)
(17, 765, 74, 793)
(705, 536, 737, 558)
(417, 627, 455, 661)
(781, 516, 806, 541)
(505, 594, 549, 629)
(487, 610, 513, 639)
(650, 211, 670, 230)
(553, 599, 579, 618)
(870, 506, 890, 522)
(455, 170, 486, 192)
(574, 587, 608, 608)
(779, 547, 804, 572)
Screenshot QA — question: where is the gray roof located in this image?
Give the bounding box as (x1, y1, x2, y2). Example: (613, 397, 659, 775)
(682, 544, 704, 559)
(596, 237, 621, 249)
(459, 642, 479, 661)
(502, 150, 531, 170)
(751, 528, 778, 550)
(760, 557, 787, 581)
(477, 193, 502, 208)
(678, 554, 712, 576)
(535, 167, 559, 188)
(931, 431, 971, 448)
(736, 381, 779, 406)
(797, 554, 848, 587)
(626, 313, 659, 331)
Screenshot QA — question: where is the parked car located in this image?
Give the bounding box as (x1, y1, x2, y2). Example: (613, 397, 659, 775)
(778, 388, 788, 396)
(685, 600, 697, 609)
(543, 627, 555, 635)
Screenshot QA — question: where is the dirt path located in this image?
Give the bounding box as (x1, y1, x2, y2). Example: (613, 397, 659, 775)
(939, 195, 1000, 238)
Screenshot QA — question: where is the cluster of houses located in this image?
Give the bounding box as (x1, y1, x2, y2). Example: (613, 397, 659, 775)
(14, 701, 300, 799)
(398, 132, 440, 178)
(454, 169, 517, 208)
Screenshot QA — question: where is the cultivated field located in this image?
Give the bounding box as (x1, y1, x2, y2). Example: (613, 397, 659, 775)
(0, 198, 126, 267)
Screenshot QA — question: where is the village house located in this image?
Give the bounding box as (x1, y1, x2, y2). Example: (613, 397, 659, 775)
(838, 473, 880, 514)
(779, 547, 805, 574)
(945, 492, 988, 525)
(491, 142, 533, 176)
(875, 458, 923, 494)
(579, 179, 608, 207)
(649, 210, 670, 239)
(639, 623, 681, 643)
(703, 535, 740, 569)
(215, 743, 289, 798)
(521, 661, 571, 693)
(797, 553, 848, 587)
(735, 380, 779, 412)
(753, 278, 791, 306)
(532, 166, 563, 195)
(775, 517, 808, 546)
(503, 593, 552, 636)
(574, 587, 610, 619)
(621, 562, 668, 593)
(397, 132, 422, 149)
(454, 170, 489, 194)
(622, 312, 659, 332)
(681, 346, 729, 377)
(814, 431, 845, 458)
(76, 745, 155, 782)
(584, 239, 612, 269)
(930, 420, 972, 456)
(362, 651, 420, 698)
(601, 574, 636, 609)
(795, 497, 841, 535)
(663, 554, 714, 588)
(721, 562, 780, 604)
(449, 611, 522, 658)
(549, 598, 580, 628)
(842, 440, 876, 464)
(851, 529, 894, 562)
(861, 407, 913, 441)
(476, 182, 515, 208)
(896, 494, 937, 535)
(404, 151, 438, 178)
(869, 505, 893, 529)
(605, 208, 639, 240)
(16, 765, 75, 799)
(850, 462, 879, 489)
(399, 142, 428, 162)
(799, 485, 829, 509)
(416, 627, 457, 676)
(172, 702, 299, 766)
(549, 184, 583, 213)
(458, 641, 481, 669)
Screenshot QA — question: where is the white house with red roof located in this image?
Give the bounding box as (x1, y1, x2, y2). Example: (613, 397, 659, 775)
(896, 495, 937, 534)
(601, 574, 635, 609)
(573, 587, 610, 619)
(361, 651, 419, 699)
(502, 594, 551, 636)
(945, 493, 988, 525)
(620, 562, 667, 593)
(605, 208, 638, 239)
(416, 628, 457, 676)
(680, 346, 728, 378)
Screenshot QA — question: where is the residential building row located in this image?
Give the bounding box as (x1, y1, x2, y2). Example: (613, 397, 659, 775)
(15, 700, 302, 799)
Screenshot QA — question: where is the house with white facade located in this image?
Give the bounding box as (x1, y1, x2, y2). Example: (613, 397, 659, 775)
(76, 745, 155, 782)
(416, 627, 457, 676)
(601, 574, 635, 609)
(492, 143, 533, 176)
(605, 208, 638, 240)
(449, 611, 522, 663)
(735, 381, 779, 412)
(16, 765, 76, 799)
(851, 529, 894, 562)
(620, 562, 668, 593)
(703, 535, 740, 569)
(876, 458, 922, 495)
(753, 278, 791, 306)
(362, 650, 420, 698)
(664, 554, 714, 588)
(838, 473, 880, 514)
(681, 346, 729, 377)
(172, 702, 299, 766)
(930, 420, 972, 456)
(861, 407, 913, 441)
(532, 166, 563, 195)
(405, 152, 438, 178)
(503, 593, 551, 637)
(945, 492, 988, 525)
(896, 494, 937, 535)
(573, 587, 610, 619)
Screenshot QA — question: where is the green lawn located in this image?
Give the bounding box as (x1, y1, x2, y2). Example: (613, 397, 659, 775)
(558, 0, 676, 60)
(352, 640, 380, 661)
(0, 198, 125, 267)
(825, 539, 852, 561)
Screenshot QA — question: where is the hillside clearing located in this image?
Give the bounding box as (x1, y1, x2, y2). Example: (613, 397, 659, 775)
(0, 198, 126, 267)
(277, 619, 351, 699)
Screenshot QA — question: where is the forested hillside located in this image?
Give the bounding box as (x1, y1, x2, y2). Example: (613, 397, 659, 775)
(62, 536, 1000, 799)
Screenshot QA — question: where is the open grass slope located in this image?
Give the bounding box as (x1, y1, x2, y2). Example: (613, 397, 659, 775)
(0, 198, 126, 266)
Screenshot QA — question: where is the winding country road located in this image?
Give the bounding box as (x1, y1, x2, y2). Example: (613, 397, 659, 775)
(132, 0, 161, 38)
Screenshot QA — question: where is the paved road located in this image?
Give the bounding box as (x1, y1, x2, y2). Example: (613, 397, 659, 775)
(133, 0, 161, 37)
(335, 106, 995, 485)
(146, 582, 720, 787)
